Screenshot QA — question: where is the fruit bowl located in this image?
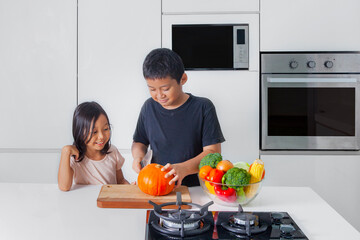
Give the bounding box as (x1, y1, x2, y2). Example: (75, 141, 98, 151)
(198, 175, 264, 207)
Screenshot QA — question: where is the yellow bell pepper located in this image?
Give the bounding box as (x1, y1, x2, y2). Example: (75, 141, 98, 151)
(205, 181, 215, 195)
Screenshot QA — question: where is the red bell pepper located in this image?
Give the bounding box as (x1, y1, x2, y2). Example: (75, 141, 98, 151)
(214, 185, 237, 203)
(205, 169, 224, 186)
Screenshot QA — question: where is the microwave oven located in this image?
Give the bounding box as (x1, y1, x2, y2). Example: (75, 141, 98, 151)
(172, 24, 249, 70)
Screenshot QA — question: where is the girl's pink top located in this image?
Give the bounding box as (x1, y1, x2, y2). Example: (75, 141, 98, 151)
(70, 145, 124, 184)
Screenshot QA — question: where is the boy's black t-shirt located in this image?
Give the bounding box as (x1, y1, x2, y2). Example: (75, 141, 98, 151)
(133, 93, 225, 187)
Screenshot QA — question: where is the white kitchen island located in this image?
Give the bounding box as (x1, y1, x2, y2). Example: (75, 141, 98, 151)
(0, 183, 359, 240)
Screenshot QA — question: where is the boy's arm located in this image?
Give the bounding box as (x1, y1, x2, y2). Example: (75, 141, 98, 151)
(58, 145, 77, 191)
(131, 141, 148, 173)
(162, 143, 221, 187)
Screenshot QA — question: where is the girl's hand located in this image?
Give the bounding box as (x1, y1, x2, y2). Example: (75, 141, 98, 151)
(62, 145, 79, 160)
(161, 163, 186, 188)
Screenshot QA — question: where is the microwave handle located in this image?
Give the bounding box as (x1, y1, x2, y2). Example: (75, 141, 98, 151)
(267, 77, 357, 83)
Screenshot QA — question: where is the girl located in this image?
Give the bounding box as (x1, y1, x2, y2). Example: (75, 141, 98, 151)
(58, 101, 129, 191)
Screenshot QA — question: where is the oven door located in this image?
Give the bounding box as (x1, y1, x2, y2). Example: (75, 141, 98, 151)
(261, 74, 360, 150)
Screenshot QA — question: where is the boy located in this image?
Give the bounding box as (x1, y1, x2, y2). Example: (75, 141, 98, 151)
(132, 48, 225, 187)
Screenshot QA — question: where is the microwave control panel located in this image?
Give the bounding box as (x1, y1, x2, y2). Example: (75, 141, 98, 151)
(234, 25, 249, 69)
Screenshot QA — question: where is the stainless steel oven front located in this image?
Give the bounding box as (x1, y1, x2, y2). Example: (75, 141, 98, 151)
(261, 52, 360, 150)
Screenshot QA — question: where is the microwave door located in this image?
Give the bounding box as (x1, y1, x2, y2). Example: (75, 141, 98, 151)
(233, 25, 249, 69)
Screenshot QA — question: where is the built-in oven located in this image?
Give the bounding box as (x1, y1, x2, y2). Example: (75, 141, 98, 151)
(261, 52, 360, 150)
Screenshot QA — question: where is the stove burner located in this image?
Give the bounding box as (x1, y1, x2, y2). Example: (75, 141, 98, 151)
(220, 205, 269, 237)
(148, 192, 214, 238)
(272, 212, 285, 225)
(280, 224, 296, 239)
(232, 212, 257, 226)
(162, 212, 200, 231)
(146, 195, 309, 240)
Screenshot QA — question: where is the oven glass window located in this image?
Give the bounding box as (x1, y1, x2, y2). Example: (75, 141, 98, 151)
(172, 25, 233, 69)
(268, 88, 355, 136)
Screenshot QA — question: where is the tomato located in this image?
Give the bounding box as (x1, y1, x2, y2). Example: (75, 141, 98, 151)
(199, 165, 213, 179)
(216, 160, 234, 172)
(206, 169, 224, 186)
(249, 163, 265, 180)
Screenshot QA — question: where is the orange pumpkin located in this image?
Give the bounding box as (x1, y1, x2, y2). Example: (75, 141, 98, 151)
(137, 163, 175, 196)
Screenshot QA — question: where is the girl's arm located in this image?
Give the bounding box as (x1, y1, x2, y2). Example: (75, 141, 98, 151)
(58, 145, 78, 191)
(116, 169, 129, 184)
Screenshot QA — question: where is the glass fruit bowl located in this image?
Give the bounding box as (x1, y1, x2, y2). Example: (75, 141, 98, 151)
(198, 175, 264, 207)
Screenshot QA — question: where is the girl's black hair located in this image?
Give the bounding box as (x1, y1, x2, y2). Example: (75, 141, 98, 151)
(72, 101, 111, 162)
(143, 48, 184, 83)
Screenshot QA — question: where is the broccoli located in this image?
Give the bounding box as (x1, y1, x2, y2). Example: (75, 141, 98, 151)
(198, 153, 222, 169)
(221, 167, 251, 191)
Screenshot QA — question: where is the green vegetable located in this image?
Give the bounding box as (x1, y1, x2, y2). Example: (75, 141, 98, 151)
(236, 188, 246, 203)
(233, 161, 250, 172)
(199, 153, 222, 169)
(221, 167, 251, 191)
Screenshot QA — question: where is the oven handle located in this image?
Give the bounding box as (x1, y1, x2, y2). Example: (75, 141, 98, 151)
(268, 77, 357, 83)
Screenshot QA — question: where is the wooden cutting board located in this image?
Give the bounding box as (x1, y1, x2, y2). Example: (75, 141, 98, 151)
(97, 185, 192, 209)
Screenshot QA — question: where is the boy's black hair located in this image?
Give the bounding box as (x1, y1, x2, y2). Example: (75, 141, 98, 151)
(72, 101, 111, 162)
(143, 48, 185, 83)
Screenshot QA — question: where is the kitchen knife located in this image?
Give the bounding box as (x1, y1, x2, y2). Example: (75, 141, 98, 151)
(140, 149, 152, 168)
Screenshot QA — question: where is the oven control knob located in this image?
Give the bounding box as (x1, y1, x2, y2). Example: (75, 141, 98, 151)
(307, 61, 316, 68)
(289, 61, 298, 69)
(324, 60, 334, 68)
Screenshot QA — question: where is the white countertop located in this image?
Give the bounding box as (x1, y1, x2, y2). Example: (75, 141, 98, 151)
(0, 183, 359, 240)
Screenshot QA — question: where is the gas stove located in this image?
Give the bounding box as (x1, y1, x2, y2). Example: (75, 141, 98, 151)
(145, 192, 308, 240)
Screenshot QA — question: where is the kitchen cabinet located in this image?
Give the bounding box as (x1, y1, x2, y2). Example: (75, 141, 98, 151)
(162, 0, 259, 13)
(0, 0, 77, 148)
(182, 71, 260, 162)
(0, 150, 136, 184)
(260, 154, 360, 232)
(0, 152, 59, 183)
(260, 0, 360, 51)
(78, 0, 161, 149)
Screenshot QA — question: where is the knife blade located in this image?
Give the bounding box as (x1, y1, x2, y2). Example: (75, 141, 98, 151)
(140, 149, 152, 168)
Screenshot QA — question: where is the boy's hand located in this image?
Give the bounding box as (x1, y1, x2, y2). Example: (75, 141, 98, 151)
(62, 145, 79, 160)
(132, 157, 142, 173)
(162, 163, 186, 188)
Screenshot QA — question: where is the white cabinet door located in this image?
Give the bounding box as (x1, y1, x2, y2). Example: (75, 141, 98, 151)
(0, 0, 77, 149)
(184, 71, 260, 162)
(162, 0, 259, 13)
(260, 0, 360, 51)
(78, 0, 161, 149)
